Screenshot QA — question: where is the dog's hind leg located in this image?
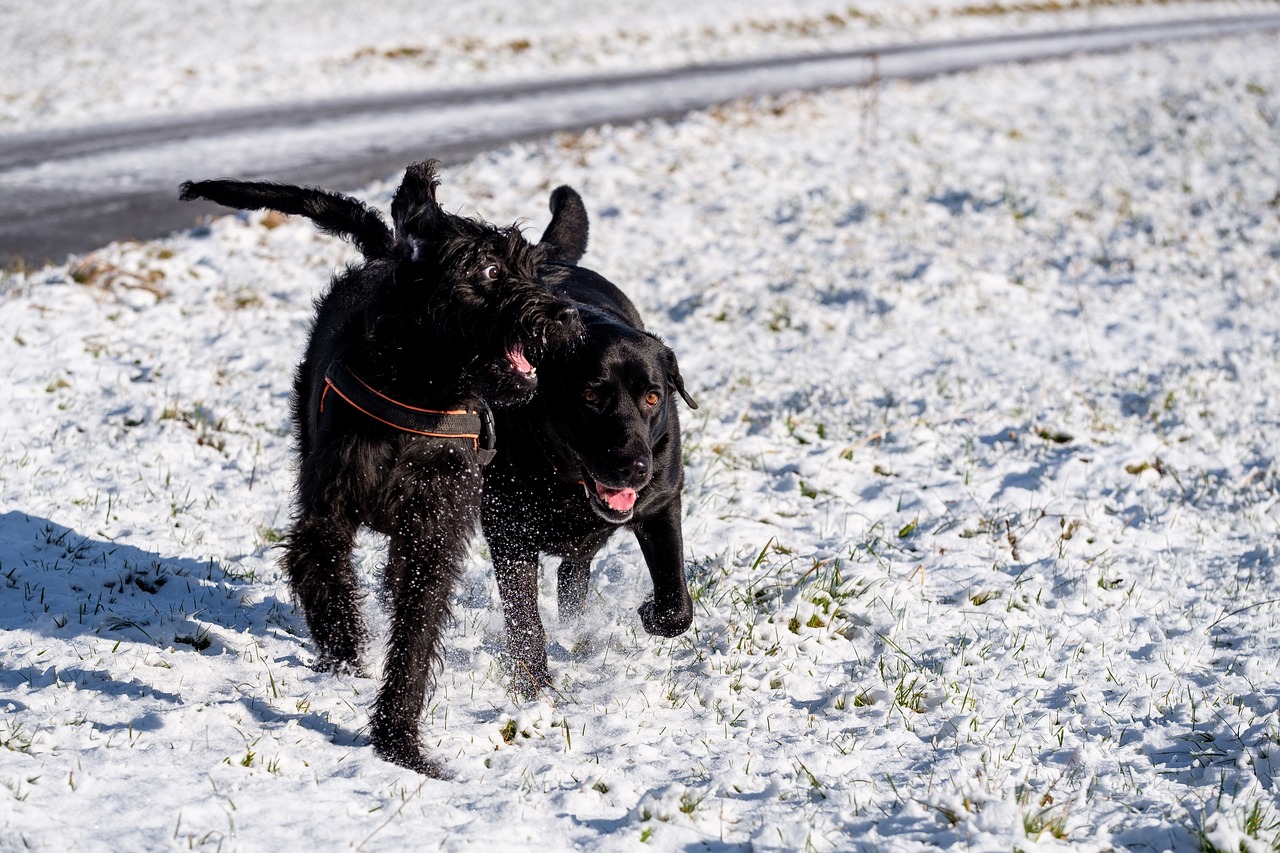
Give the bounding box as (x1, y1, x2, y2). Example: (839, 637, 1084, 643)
(556, 557, 591, 621)
(554, 528, 610, 622)
(283, 509, 366, 672)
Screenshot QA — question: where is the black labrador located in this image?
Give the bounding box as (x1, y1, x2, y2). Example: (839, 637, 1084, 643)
(482, 186, 699, 697)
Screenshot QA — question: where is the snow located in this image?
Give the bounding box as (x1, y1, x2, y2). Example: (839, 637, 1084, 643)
(3, 3, 1280, 852)
(3, 0, 1278, 131)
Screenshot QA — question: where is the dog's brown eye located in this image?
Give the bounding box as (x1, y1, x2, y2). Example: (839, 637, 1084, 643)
(483, 264, 500, 281)
(645, 391, 661, 407)
(583, 388, 599, 404)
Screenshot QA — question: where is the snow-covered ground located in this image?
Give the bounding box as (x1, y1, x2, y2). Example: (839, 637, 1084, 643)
(3, 3, 1280, 851)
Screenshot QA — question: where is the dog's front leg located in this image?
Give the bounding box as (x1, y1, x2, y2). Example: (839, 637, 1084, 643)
(370, 495, 472, 777)
(633, 500, 694, 638)
(494, 549, 551, 699)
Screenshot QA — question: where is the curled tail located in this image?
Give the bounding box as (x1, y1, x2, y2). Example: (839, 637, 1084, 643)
(179, 178, 395, 260)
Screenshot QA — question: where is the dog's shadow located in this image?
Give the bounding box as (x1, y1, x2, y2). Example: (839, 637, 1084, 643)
(0, 509, 296, 654)
(0, 511, 377, 745)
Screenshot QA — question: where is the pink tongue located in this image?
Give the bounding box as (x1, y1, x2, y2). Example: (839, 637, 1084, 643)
(507, 344, 533, 375)
(597, 484, 637, 511)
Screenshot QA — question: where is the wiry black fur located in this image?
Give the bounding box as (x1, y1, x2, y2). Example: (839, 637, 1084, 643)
(481, 186, 698, 698)
(180, 161, 581, 774)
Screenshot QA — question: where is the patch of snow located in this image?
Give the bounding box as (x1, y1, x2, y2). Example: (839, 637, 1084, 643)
(1, 9, 1279, 853)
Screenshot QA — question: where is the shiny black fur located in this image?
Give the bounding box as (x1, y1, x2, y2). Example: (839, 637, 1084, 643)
(180, 161, 581, 774)
(482, 186, 698, 698)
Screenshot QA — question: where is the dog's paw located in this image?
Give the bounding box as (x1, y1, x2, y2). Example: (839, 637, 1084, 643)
(511, 662, 554, 702)
(373, 735, 449, 778)
(314, 652, 368, 678)
(638, 598, 693, 638)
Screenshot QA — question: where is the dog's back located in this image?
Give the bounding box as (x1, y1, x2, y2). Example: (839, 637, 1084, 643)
(544, 262, 643, 330)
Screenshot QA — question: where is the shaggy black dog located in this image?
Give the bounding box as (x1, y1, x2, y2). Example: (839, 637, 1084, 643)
(180, 161, 581, 774)
(481, 186, 699, 697)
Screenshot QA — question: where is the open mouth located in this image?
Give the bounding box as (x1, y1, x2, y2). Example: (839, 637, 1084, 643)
(505, 342, 537, 381)
(580, 474, 640, 521)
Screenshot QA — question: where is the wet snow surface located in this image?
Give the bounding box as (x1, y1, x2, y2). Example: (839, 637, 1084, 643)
(3, 4, 1280, 852)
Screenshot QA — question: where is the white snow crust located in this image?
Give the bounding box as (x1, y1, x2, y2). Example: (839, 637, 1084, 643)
(2, 3, 1280, 851)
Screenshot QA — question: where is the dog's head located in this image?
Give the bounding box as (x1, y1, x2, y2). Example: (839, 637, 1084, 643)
(180, 162, 584, 408)
(539, 316, 696, 523)
(374, 161, 584, 407)
(528, 184, 698, 523)
(522, 181, 696, 517)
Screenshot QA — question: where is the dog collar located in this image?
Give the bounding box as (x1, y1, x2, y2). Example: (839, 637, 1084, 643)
(320, 361, 497, 465)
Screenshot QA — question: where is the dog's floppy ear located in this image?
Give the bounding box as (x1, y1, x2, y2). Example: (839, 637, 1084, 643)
(391, 160, 446, 245)
(538, 185, 589, 265)
(653, 337, 698, 410)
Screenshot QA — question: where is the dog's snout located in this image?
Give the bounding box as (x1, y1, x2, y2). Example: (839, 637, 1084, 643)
(555, 305, 583, 338)
(609, 453, 650, 485)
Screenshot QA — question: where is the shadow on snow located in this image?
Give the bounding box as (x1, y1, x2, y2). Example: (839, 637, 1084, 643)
(0, 509, 295, 651)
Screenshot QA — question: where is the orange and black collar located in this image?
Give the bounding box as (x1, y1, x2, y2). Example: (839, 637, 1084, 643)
(320, 360, 496, 465)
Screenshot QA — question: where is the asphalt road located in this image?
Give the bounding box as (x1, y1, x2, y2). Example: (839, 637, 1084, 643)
(3, 13, 1278, 268)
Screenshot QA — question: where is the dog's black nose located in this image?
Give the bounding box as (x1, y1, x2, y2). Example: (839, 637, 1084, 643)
(619, 454, 649, 483)
(557, 305, 580, 332)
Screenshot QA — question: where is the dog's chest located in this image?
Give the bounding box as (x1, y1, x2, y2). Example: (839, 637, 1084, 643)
(485, 467, 614, 555)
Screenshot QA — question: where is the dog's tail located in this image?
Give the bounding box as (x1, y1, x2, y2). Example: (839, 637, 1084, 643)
(179, 179, 395, 260)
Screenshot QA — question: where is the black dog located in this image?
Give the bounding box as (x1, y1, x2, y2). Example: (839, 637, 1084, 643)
(482, 186, 698, 697)
(180, 161, 581, 774)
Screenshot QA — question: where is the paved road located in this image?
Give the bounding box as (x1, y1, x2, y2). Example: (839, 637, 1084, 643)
(3, 13, 1278, 267)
